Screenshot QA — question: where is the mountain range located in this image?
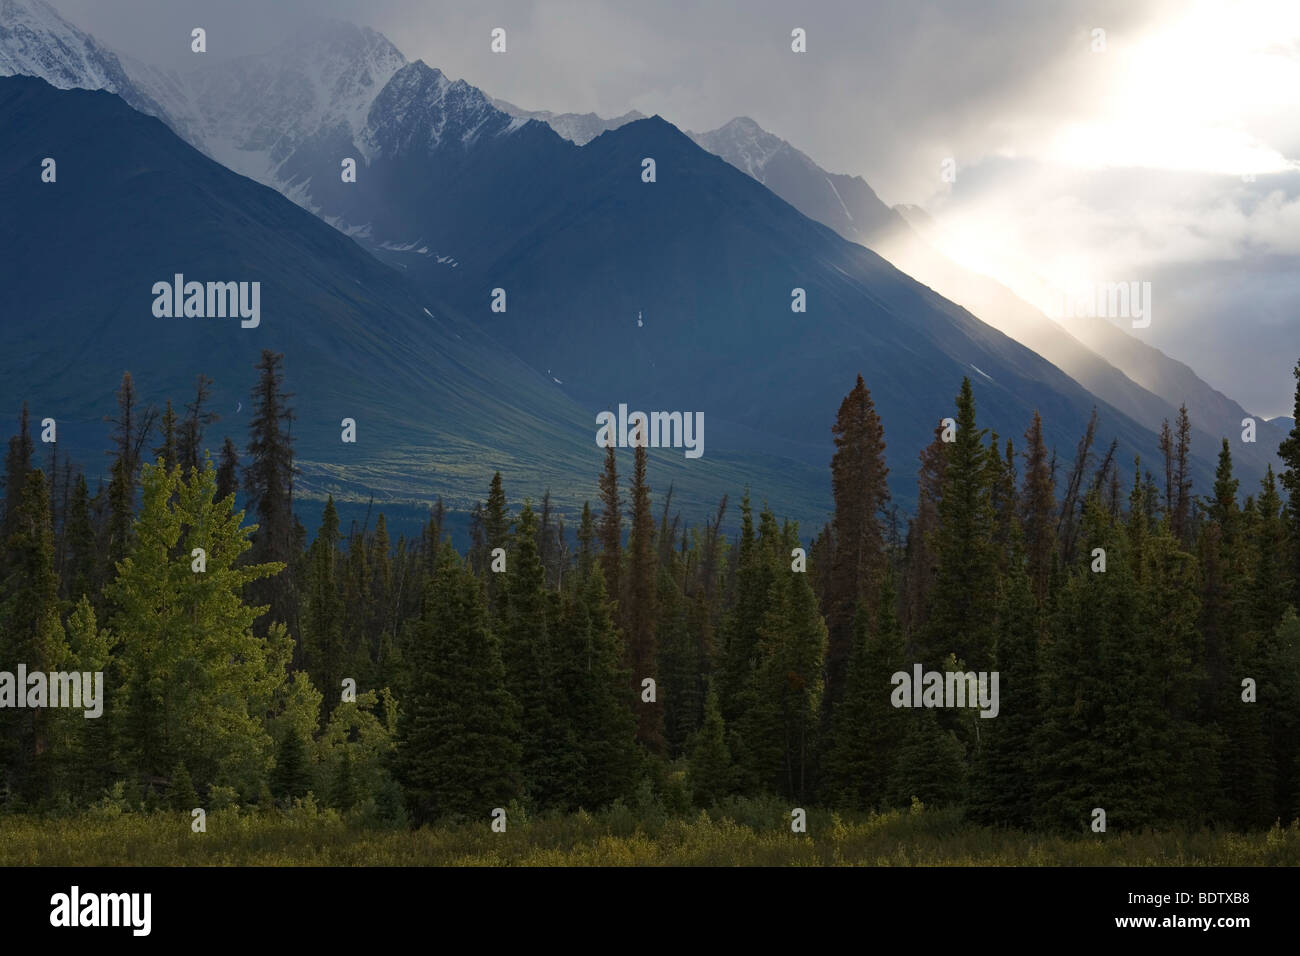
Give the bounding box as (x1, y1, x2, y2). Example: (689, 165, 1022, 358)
(1, 0, 1279, 530)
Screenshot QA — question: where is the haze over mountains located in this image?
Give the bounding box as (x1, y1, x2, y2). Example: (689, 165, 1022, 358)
(684, 114, 1287, 483)
(508, 99, 1288, 486)
(1, 0, 1279, 529)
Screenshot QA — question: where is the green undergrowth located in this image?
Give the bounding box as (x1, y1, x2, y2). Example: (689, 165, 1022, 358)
(3, 796, 1298, 866)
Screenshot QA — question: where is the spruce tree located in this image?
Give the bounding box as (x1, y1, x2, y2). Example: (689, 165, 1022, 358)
(901, 427, 946, 640)
(0, 470, 71, 805)
(821, 580, 906, 810)
(1173, 403, 1193, 545)
(1, 403, 34, 561)
(597, 445, 622, 607)
(62, 472, 97, 603)
(1021, 410, 1056, 604)
(625, 443, 661, 750)
(576, 501, 596, 582)
(988, 434, 1018, 571)
(168, 761, 199, 811)
(657, 561, 700, 756)
(483, 471, 509, 611)
(687, 688, 734, 807)
(331, 748, 360, 811)
(1251, 466, 1291, 635)
(923, 378, 997, 669)
(716, 496, 778, 787)
(968, 528, 1039, 827)
(888, 708, 967, 808)
(742, 516, 826, 801)
(498, 502, 579, 808)
(825, 374, 889, 709)
(396, 542, 520, 823)
(178, 374, 217, 477)
(553, 568, 641, 808)
(369, 513, 394, 661)
(1257, 609, 1300, 822)
(243, 350, 297, 632)
(301, 497, 345, 714)
(154, 399, 178, 471)
(104, 372, 154, 568)
(215, 437, 240, 504)
(1278, 359, 1300, 607)
(270, 730, 312, 803)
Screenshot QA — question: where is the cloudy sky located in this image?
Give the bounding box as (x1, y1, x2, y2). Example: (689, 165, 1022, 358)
(58, 0, 1300, 416)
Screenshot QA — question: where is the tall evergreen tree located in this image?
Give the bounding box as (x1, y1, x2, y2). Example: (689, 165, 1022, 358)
(270, 729, 313, 804)
(396, 541, 521, 823)
(821, 580, 906, 809)
(576, 501, 597, 582)
(888, 707, 967, 808)
(215, 437, 240, 503)
(717, 495, 778, 784)
(104, 372, 155, 568)
(923, 378, 997, 669)
(1, 403, 34, 561)
(62, 472, 97, 603)
(1021, 410, 1056, 604)
(0, 470, 71, 805)
(1257, 609, 1300, 822)
(597, 445, 622, 607)
(483, 471, 510, 611)
(1251, 466, 1291, 635)
(1278, 358, 1300, 607)
(301, 497, 346, 713)
(687, 688, 734, 806)
(824, 374, 889, 709)
(243, 351, 297, 633)
(901, 426, 946, 641)
(1172, 404, 1193, 544)
(624, 443, 661, 750)
(498, 502, 580, 808)
(553, 567, 641, 807)
(178, 375, 217, 477)
(154, 399, 178, 472)
(968, 528, 1039, 827)
(742, 550, 827, 801)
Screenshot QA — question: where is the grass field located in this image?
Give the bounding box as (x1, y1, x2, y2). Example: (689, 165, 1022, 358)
(3, 799, 1298, 866)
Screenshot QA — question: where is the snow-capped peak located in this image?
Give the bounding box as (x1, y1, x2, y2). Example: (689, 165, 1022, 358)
(361, 59, 517, 156)
(185, 17, 407, 179)
(0, 0, 173, 124)
(689, 116, 791, 181)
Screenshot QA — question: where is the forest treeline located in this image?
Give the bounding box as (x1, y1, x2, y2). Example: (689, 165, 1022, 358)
(2, 349, 1300, 833)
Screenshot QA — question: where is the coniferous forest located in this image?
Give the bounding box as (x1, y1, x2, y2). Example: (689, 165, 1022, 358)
(3, 349, 1300, 868)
